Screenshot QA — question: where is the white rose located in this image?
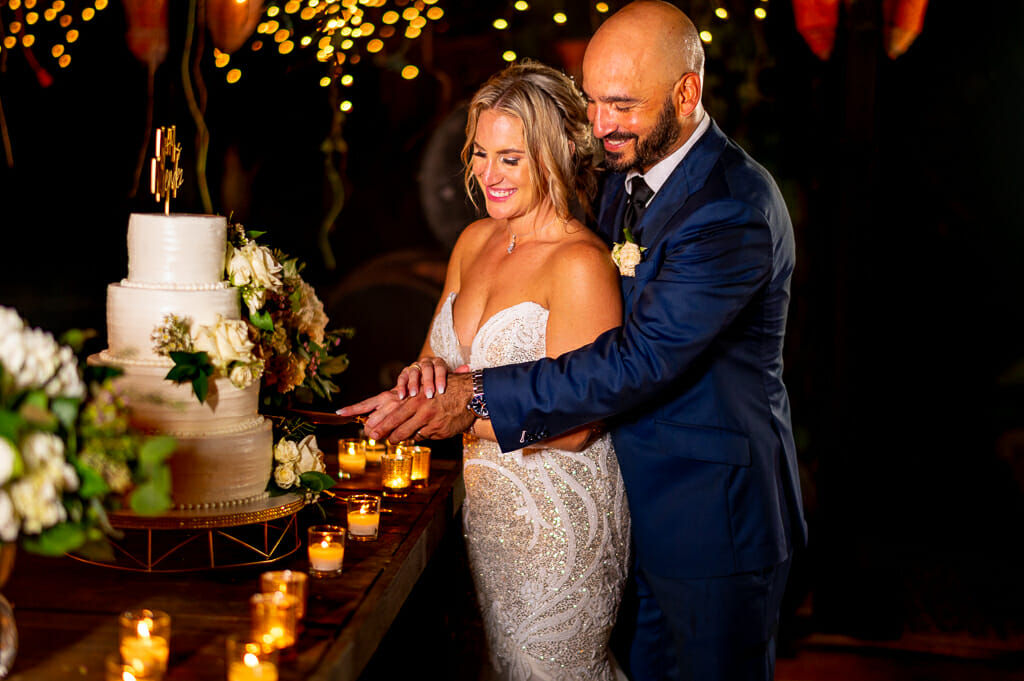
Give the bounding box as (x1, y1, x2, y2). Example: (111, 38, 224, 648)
(0, 491, 18, 542)
(10, 328, 61, 391)
(273, 463, 298, 489)
(612, 242, 643, 277)
(0, 307, 26, 338)
(296, 434, 325, 474)
(226, 246, 256, 287)
(228, 362, 262, 389)
(20, 431, 65, 471)
(193, 316, 255, 372)
(242, 242, 283, 292)
(46, 345, 86, 399)
(274, 438, 300, 464)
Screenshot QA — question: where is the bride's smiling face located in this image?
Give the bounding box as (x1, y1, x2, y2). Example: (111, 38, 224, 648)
(471, 109, 541, 221)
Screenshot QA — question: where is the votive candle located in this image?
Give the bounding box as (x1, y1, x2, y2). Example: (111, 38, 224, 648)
(226, 634, 279, 681)
(307, 525, 345, 577)
(259, 570, 308, 620)
(362, 437, 385, 464)
(249, 592, 298, 650)
(410, 444, 431, 488)
(337, 438, 367, 475)
(381, 444, 413, 498)
(346, 494, 381, 541)
(118, 608, 170, 678)
(105, 652, 156, 681)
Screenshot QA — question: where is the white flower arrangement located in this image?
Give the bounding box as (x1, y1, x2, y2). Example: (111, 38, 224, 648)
(0, 307, 173, 557)
(270, 433, 331, 502)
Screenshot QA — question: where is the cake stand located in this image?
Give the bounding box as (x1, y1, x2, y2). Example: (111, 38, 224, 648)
(69, 493, 307, 573)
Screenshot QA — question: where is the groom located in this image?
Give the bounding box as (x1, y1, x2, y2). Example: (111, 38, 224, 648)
(342, 2, 806, 679)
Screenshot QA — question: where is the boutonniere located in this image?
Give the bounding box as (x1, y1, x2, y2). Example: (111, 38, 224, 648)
(611, 227, 646, 277)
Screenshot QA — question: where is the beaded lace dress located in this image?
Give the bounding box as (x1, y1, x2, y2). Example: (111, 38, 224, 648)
(429, 292, 630, 681)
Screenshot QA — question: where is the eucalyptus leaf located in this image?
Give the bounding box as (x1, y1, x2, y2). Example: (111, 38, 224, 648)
(299, 471, 335, 493)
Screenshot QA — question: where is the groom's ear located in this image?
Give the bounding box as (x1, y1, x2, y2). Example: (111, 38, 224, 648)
(675, 72, 702, 118)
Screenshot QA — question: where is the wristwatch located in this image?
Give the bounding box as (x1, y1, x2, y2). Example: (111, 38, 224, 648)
(467, 369, 490, 419)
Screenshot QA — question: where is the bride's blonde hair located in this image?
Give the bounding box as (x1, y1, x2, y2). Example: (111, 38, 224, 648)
(461, 60, 598, 220)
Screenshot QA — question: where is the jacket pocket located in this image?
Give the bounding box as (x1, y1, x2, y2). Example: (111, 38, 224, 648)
(654, 420, 752, 467)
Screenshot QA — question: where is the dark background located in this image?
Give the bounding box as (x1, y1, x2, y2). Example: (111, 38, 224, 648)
(1, 0, 1022, 660)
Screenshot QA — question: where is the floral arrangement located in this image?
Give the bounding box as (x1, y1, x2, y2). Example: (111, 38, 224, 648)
(0, 307, 173, 557)
(157, 220, 352, 500)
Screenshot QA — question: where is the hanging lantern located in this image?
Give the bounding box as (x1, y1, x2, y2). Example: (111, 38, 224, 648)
(792, 0, 841, 61)
(883, 0, 929, 59)
(122, 0, 169, 67)
(207, 0, 264, 54)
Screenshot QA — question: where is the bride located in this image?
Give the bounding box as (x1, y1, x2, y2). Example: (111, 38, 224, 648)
(348, 61, 629, 680)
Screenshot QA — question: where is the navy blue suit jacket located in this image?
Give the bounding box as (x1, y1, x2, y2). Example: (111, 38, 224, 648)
(483, 120, 807, 579)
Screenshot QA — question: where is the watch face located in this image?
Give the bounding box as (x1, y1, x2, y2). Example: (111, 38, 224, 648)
(469, 394, 489, 419)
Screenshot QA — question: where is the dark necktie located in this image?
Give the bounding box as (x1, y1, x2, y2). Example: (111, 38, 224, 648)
(622, 176, 654, 236)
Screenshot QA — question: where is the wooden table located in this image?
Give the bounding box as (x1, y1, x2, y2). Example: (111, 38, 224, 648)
(3, 457, 465, 680)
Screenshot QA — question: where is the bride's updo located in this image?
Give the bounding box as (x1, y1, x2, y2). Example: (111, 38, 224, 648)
(461, 59, 599, 220)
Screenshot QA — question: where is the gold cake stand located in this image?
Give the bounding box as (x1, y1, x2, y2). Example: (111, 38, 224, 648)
(69, 494, 307, 573)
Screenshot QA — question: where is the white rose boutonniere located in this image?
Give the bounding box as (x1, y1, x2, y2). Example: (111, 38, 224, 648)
(611, 227, 646, 277)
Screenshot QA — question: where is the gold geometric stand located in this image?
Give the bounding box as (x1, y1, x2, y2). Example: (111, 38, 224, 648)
(70, 494, 306, 573)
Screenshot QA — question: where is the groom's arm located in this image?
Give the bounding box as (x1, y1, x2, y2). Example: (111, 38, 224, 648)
(486, 199, 775, 451)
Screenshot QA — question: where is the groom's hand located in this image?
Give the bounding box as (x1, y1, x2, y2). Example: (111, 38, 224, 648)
(364, 372, 476, 443)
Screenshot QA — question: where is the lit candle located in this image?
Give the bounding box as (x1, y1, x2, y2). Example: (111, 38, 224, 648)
(249, 593, 298, 650)
(381, 444, 413, 498)
(226, 635, 279, 681)
(118, 609, 170, 678)
(259, 570, 308, 620)
(410, 444, 431, 488)
(362, 438, 385, 463)
(337, 438, 367, 475)
(307, 525, 345, 576)
(346, 494, 381, 541)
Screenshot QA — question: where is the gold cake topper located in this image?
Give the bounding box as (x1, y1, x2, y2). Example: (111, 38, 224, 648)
(150, 126, 183, 215)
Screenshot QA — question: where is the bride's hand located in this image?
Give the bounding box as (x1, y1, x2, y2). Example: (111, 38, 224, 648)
(336, 388, 403, 421)
(396, 356, 450, 399)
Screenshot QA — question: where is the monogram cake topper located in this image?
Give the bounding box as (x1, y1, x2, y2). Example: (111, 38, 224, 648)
(150, 126, 183, 215)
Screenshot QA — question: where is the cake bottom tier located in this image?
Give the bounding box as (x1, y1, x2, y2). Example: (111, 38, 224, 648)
(169, 417, 274, 510)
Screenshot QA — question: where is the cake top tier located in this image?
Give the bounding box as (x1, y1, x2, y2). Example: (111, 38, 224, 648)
(127, 213, 228, 286)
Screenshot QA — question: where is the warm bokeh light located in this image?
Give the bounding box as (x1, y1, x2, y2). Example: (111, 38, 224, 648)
(340, 100, 353, 112)
(401, 64, 419, 79)
(715, 7, 728, 20)
(426, 7, 443, 20)
(382, 10, 399, 24)
(278, 40, 294, 54)
(754, 7, 767, 19)
(58, 53, 70, 67)
(502, 50, 517, 62)
(514, 1, 529, 10)
(699, 30, 712, 43)
(215, 52, 231, 67)
(493, 18, 508, 30)
(341, 74, 353, 85)
(595, 2, 609, 13)
(81, 7, 94, 20)
(226, 68, 242, 83)
(367, 38, 384, 52)
(21, 34, 34, 47)
(267, 5, 280, 17)
(553, 12, 567, 24)
(319, 76, 331, 87)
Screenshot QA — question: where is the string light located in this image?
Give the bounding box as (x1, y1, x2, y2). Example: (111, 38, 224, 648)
(0, 0, 110, 76)
(754, 7, 767, 19)
(699, 29, 712, 43)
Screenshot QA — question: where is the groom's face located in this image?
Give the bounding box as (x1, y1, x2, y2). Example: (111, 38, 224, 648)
(583, 50, 683, 173)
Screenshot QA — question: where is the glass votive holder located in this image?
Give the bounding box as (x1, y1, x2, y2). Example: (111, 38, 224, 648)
(346, 494, 381, 541)
(307, 525, 345, 577)
(381, 444, 414, 498)
(249, 592, 298, 651)
(259, 570, 308, 621)
(409, 444, 431, 488)
(337, 438, 367, 476)
(105, 652, 159, 681)
(362, 437, 385, 464)
(118, 608, 170, 679)
(225, 634, 279, 681)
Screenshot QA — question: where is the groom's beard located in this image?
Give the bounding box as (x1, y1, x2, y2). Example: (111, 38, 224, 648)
(602, 96, 680, 173)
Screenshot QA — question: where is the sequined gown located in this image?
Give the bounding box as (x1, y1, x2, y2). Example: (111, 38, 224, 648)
(429, 292, 631, 681)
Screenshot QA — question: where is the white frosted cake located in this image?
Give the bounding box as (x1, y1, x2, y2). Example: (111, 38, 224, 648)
(92, 213, 273, 510)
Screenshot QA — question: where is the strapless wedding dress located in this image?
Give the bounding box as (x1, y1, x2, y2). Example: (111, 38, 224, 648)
(429, 292, 630, 681)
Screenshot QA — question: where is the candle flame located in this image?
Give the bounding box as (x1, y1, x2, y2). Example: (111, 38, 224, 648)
(122, 671, 137, 681)
(136, 620, 152, 639)
(320, 540, 330, 549)
(244, 652, 260, 667)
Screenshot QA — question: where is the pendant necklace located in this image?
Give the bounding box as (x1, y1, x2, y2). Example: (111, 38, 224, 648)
(506, 216, 564, 255)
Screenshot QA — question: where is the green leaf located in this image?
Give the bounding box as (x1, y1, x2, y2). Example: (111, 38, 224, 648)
(21, 522, 87, 556)
(139, 435, 176, 466)
(249, 309, 274, 332)
(0, 411, 25, 441)
(130, 481, 172, 516)
(58, 327, 96, 353)
(246, 229, 266, 240)
(318, 355, 349, 376)
(75, 461, 110, 499)
(299, 471, 335, 493)
(51, 397, 80, 430)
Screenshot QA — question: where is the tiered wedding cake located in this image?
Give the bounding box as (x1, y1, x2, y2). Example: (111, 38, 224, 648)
(92, 213, 273, 509)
